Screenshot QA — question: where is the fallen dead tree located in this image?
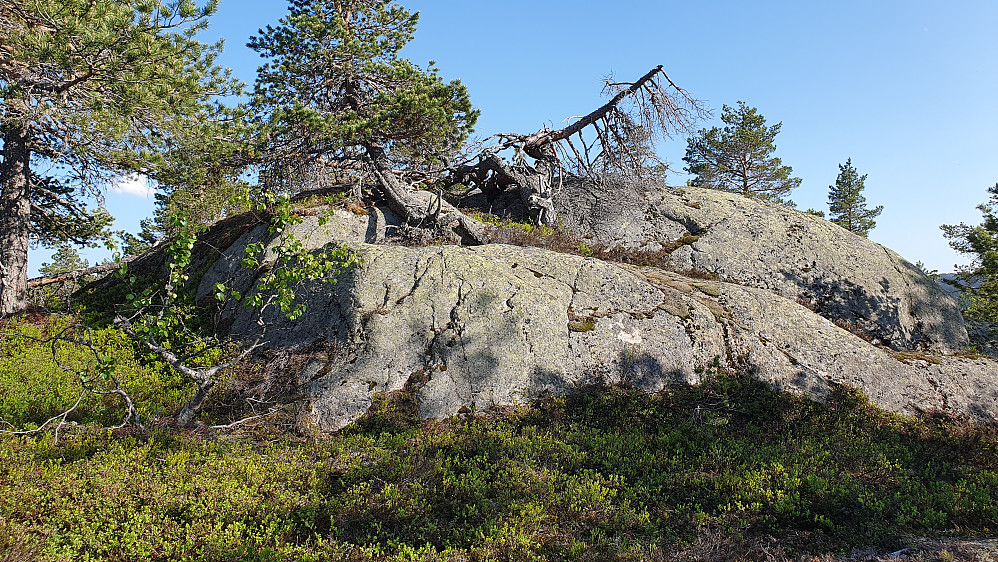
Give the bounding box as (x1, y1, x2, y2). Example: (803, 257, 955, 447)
(27, 259, 129, 289)
(443, 65, 708, 225)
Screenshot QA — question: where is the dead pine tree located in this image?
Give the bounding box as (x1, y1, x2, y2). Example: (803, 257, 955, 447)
(446, 65, 708, 226)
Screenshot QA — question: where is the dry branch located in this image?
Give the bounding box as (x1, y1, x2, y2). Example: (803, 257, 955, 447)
(443, 65, 706, 225)
(0, 324, 141, 441)
(26, 243, 159, 290)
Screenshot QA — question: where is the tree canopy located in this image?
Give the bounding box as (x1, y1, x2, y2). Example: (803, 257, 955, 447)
(827, 158, 882, 237)
(247, 0, 478, 199)
(683, 101, 800, 204)
(942, 183, 998, 321)
(0, 0, 240, 315)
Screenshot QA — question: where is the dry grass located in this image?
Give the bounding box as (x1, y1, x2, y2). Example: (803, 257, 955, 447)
(892, 351, 943, 365)
(472, 213, 718, 278)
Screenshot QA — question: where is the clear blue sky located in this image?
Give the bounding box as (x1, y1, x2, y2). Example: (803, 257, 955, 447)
(40, 0, 998, 275)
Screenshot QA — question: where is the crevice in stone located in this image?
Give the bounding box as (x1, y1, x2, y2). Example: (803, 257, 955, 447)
(395, 256, 434, 306)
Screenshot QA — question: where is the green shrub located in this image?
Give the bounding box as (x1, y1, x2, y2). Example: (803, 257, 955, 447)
(0, 315, 189, 428)
(2, 369, 997, 560)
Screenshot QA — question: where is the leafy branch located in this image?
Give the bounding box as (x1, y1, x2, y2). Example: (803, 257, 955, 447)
(113, 193, 358, 427)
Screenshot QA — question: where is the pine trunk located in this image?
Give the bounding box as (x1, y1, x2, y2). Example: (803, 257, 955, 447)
(0, 124, 31, 316)
(363, 141, 429, 221)
(364, 142, 488, 243)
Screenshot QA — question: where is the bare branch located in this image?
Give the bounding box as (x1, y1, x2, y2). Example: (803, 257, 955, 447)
(0, 390, 86, 444)
(525, 65, 669, 155)
(0, 323, 141, 439)
(442, 65, 705, 225)
(210, 407, 281, 431)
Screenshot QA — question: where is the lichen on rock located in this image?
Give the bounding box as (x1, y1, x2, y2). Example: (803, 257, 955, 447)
(550, 177, 969, 352)
(195, 204, 996, 431)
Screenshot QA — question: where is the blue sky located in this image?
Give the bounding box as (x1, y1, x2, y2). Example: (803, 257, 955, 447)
(42, 0, 998, 275)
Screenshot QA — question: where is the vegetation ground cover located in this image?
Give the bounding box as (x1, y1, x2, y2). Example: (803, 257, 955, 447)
(2, 2, 996, 559)
(2, 315, 996, 561)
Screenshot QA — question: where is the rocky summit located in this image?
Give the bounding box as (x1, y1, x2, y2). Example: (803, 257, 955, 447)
(482, 177, 970, 352)
(197, 184, 996, 432)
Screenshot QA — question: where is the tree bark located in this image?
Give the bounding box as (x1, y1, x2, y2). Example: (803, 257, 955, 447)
(0, 122, 31, 316)
(451, 153, 558, 225)
(175, 380, 215, 427)
(364, 141, 430, 221)
(522, 65, 665, 159)
(364, 142, 488, 244)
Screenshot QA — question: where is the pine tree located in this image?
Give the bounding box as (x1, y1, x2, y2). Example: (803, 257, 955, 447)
(248, 0, 478, 214)
(0, 0, 240, 315)
(941, 183, 998, 321)
(827, 158, 882, 237)
(683, 101, 800, 204)
(35, 244, 91, 310)
(38, 245, 89, 277)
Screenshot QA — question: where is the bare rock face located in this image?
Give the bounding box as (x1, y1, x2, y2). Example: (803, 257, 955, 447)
(197, 209, 996, 432)
(549, 178, 970, 353)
